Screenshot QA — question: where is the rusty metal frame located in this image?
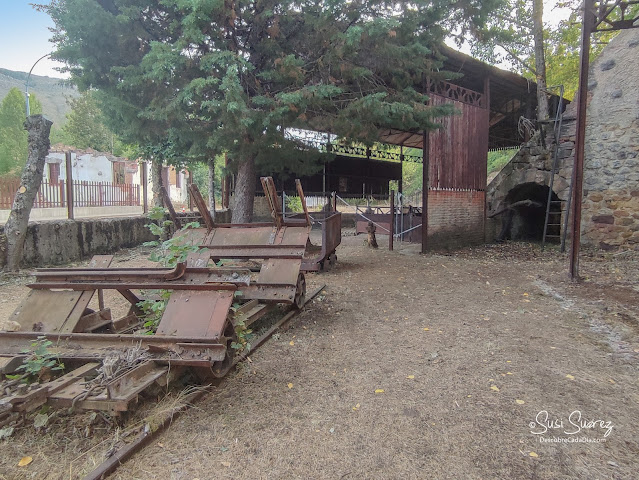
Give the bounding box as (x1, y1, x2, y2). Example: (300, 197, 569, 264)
(188, 183, 215, 231)
(0, 176, 319, 424)
(295, 179, 312, 227)
(160, 186, 182, 229)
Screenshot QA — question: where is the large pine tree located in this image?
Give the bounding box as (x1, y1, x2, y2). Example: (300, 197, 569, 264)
(40, 0, 499, 221)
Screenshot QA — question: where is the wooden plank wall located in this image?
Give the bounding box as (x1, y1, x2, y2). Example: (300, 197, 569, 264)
(428, 94, 489, 191)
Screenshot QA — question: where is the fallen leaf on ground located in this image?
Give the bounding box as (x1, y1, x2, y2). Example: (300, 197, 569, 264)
(566, 374, 575, 380)
(515, 399, 525, 405)
(289, 341, 294, 346)
(375, 389, 385, 394)
(506, 372, 513, 375)
(352, 403, 360, 411)
(18, 456, 33, 467)
(221, 461, 231, 467)
(609, 379, 616, 384)
(529, 452, 538, 458)
(490, 385, 500, 392)
(287, 383, 294, 389)
(423, 328, 429, 331)
(406, 375, 415, 379)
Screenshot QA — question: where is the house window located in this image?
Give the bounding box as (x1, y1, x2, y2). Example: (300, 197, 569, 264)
(113, 161, 125, 184)
(48, 163, 60, 185)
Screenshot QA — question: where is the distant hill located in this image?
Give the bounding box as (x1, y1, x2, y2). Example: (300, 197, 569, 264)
(0, 68, 78, 127)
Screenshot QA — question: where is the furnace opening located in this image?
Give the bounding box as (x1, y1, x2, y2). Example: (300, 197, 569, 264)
(496, 182, 562, 242)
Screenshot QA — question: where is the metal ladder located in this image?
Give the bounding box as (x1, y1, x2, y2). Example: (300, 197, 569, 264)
(541, 85, 571, 252)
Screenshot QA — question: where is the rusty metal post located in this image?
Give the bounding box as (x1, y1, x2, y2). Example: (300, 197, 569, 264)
(399, 146, 404, 193)
(421, 131, 430, 254)
(570, 0, 595, 280)
(483, 75, 491, 244)
(389, 189, 394, 251)
(65, 151, 74, 220)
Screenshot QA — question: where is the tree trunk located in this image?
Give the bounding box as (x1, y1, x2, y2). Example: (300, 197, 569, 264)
(222, 153, 230, 209)
(4, 115, 53, 271)
(207, 157, 216, 221)
(533, 0, 549, 122)
(231, 156, 256, 223)
(151, 159, 163, 207)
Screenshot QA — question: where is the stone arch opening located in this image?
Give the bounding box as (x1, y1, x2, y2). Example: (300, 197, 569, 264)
(496, 182, 562, 242)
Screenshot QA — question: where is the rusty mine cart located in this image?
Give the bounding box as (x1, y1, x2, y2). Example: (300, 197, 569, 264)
(0, 177, 341, 418)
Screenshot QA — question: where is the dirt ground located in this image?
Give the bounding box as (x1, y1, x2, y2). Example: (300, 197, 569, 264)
(1, 232, 639, 480)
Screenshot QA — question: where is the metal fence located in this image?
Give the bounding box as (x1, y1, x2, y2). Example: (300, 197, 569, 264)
(0, 178, 140, 209)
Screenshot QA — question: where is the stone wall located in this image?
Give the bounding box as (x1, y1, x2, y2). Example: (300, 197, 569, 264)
(485, 132, 568, 240)
(486, 27, 639, 249)
(0, 216, 156, 268)
(576, 28, 639, 249)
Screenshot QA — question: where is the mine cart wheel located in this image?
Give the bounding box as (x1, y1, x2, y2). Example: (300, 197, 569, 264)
(210, 323, 238, 378)
(294, 273, 306, 309)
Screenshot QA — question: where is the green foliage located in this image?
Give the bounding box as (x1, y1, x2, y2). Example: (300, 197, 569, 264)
(0, 87, 42, 175)
(544, 10, 620, 101)
(61, 90, 110, 151)
(464, 0, 534, 72)
(285, 195, 303, 213)
(229, 303, 252, 353)
(14, 336, 64, 382)
(0, 67, 79, 127)
(487, 148, 518, 176)
(143, 207, 202, 267)
(463, 0, 638, 105)
(401, 150, 423, 197)
(190, 155, 224, 200)
(139, 209, 203, 333)
(136, 290, 171, 334)
(148, 233, 202, 268)
(40, 0, 502, 185)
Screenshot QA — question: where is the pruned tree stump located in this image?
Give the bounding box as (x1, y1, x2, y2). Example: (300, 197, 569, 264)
(366, 221, 378, 249)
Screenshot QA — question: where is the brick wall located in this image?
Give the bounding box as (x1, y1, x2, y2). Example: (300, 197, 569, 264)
(427, 189, 485, 250)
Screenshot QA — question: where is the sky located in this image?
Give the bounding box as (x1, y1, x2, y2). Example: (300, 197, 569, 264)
(0, 1, 573, 80)
(0, 1, 68, 78)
